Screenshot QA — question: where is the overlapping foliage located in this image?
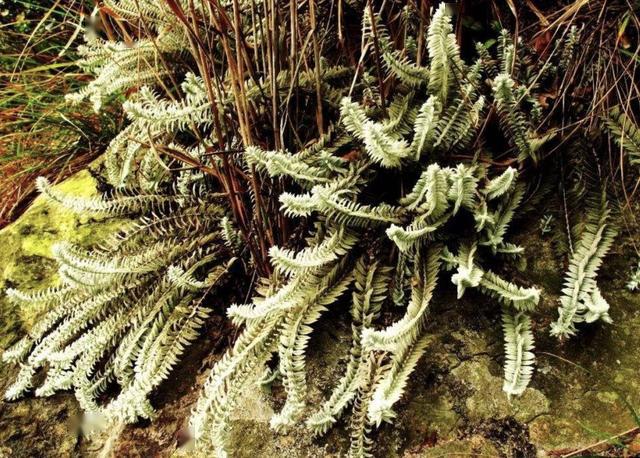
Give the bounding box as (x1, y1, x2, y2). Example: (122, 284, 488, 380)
(188, 5, 611, 457)
(2, 0, 236, 424)
(2, 154, 234, 423)
(2, 1, 636, 457)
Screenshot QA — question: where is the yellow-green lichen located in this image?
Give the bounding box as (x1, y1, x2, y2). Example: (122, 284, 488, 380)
(0, 169, 123, 346)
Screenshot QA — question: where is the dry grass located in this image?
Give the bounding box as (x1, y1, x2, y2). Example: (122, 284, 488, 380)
(0, 0, 120, 227)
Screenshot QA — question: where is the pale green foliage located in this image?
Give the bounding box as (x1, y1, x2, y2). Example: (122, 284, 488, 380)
(444, 244, 540, 311)
(123, 74, 212, 132)
(306, 258, 392, 435)
(551, 195, 617, 338)
(246, 145, 337, 187)
(479, 270, 540, 312)
(340, 98, 413, 168)
(102, 0, 174, 24)
(104, 70, 223, 188)
(362, 121, 412, 167)
(628, 261, 640, 292)
(399, 164, 450, 215)
(410, 96, 440, 159)
(427, 4, 465, 102)
(347, 356, 379, 458)
(492, 74, 539, 163)
(270, 226, 358, 276)
(192, 251, 355, 452)
(363, 8, 429, 87)
(368, 334, 429, 426)
(220, 216, 242, 251)
(340, 98, 369, 140)
(383, 93, 419, 137)
(4, 161, 232, 424)
(190, 8, 551, 453)
(432, 88, 485, 152)
(35, 176, 191, 216)
(362, 247, 440, 354)
(481, 182, 525, 251)
(12, 2, 615, 455)
(484, 167, 518, 200)
(502, 309, 535, 397)
(361, 254, 437, 427)
(67, 27, 184, 112)
(448, 164, 479, 214)
(64, 10, 216, 190)
(450, 243, 483, 299)
(559, 26, 581, 71)
(604, 106, 640, 166)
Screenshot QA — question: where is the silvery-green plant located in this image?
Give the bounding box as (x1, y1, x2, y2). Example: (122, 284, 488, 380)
(2, 157, 235, 423)
(189, 6, 598, 456)
(2, 2, 621, 457)
(628, 261, 640, 292)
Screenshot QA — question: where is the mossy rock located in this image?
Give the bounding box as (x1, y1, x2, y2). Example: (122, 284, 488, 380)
(0, 170, 121, 345)
(0, 170, 123, 457)
(219, 229, 640, 457)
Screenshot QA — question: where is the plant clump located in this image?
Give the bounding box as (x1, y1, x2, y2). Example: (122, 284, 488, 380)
(2, 1, 639, 457)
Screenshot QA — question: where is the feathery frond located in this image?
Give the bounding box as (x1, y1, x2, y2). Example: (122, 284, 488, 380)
(502, 309, 535, 397)
(551, 195, 617, 338)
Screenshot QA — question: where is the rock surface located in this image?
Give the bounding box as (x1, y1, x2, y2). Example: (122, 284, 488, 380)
(0, 172, 639, 457)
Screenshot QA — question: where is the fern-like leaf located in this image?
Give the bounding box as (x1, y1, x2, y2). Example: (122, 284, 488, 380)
(502, 309, 535, 397)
